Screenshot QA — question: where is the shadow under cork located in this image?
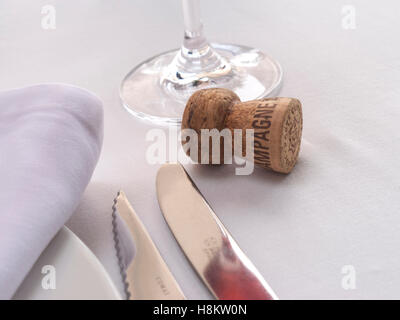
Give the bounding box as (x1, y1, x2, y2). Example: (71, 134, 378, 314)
(182, 158, 305, 218)
(188, 160, 291, 183)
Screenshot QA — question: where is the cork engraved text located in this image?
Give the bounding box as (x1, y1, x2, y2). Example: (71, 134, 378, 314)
(252, 99, 278, 168)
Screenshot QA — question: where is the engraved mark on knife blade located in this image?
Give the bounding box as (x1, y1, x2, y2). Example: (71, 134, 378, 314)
(203, 236, 220, 259)
(155, 276, 170, 296)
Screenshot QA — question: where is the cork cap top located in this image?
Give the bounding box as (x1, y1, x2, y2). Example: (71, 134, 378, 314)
(182, 88, 240, 131)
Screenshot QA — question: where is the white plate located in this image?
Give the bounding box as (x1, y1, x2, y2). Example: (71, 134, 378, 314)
(13, 226, 122, 300)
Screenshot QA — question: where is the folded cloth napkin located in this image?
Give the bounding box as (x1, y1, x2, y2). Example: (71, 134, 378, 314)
(0, 84, 103, 299)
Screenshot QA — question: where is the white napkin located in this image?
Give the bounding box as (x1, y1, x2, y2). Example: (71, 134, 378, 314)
(0, 84, 103, 299)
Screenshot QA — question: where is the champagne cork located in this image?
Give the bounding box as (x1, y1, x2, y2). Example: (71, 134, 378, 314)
(181, 88, 303, 174)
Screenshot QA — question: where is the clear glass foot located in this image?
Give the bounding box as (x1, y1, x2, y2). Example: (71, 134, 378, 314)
(120, 43, 282, 125)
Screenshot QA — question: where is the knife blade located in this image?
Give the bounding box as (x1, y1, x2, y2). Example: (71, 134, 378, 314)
(156, 163, 278, 300)
(112, 190, 185, 300)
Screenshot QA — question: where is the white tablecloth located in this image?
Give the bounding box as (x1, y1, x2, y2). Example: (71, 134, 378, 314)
(2, 0, 400, 299)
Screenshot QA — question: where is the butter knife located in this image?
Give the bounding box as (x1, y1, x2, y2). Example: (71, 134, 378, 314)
(156, 163, 278, 300)
(112, 190, 185, 300)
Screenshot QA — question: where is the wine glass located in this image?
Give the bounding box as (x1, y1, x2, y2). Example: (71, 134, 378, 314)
(120, 0, 282, 125)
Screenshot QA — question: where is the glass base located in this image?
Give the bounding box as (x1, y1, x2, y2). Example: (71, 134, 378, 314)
(120, 43, 283, 125)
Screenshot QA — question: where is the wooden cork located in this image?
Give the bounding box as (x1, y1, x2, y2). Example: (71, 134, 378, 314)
(181, 88, 303, 174)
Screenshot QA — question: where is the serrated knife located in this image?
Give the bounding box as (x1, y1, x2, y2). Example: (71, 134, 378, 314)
(156, 163, 278, 300)
(112, 191, 185, 300)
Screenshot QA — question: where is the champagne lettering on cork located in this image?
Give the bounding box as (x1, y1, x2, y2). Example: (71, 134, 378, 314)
(181, 88, 303, 174)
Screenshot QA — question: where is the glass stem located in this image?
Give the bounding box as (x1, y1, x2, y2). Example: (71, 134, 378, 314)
(181, 0, 207, 50)
(161, 0, 231, 87)
(177, 0, 228, 74)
